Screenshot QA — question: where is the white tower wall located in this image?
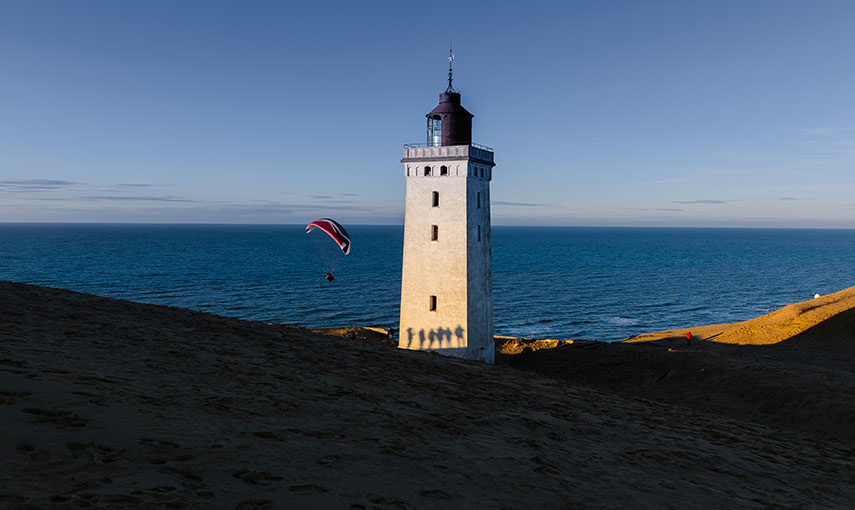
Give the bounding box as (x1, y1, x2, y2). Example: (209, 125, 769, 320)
(399, 145, 494, 363)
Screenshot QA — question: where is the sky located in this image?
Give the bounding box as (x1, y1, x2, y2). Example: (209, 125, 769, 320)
(1, 0, 854, 227)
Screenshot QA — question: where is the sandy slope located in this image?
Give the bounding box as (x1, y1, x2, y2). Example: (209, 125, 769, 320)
(2, 281, 855, 509)
(498, 286, 855, 443)
(624, 285, 855, 346)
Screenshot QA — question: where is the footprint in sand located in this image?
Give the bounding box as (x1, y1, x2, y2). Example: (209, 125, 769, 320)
(288, 484, 329, 494)
(139, 438, 181, 449)
(0, 495, 29, 506)
(22, 408, 87, 428)
(233, 470, 284, 486)
(145, 486, 178, 493)
(67, 443, 95, 461)
(29, 449, 52, 461)
(158, 466, 204, 490)
(530, 455, 562, 475)
(365, 494, 408, 505)
(419, 489, 463, 500)
(316, 454, 341, 466)
(67, 442, 123, 463)
(0, 391, 31, 405)
(139, 438, 191, 465)
(70, 391, 106, 406)
(16, 440, 51, 461)
(0, 358, 29, 368)
(234, 499, 274, 510)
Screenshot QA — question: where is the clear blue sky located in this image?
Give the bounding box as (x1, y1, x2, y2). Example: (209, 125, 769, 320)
(2, 0, 853, 227)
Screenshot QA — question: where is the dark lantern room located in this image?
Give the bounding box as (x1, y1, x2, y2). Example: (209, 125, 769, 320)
(426, 51, 473, 147)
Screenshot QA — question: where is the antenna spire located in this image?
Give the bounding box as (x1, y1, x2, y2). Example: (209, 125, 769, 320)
(446, 42, 455, 92)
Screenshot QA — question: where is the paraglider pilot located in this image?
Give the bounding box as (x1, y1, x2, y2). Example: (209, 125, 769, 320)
(306, 218, 351, 282)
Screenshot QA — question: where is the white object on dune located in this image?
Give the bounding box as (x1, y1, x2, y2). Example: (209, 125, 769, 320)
(814, 293, 821, 299)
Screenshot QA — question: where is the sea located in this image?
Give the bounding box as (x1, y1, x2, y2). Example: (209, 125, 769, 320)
(1, 223, 853, 342)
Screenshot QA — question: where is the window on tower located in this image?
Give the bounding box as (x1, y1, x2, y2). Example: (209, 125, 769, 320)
(478, 224, 481, 242)
(477, 192, 481, 209)
(424, 166, 432, 176)
(431, 225, 438, 241)
(432, 191, 439, 207)
(429, 295, 437, 312)
(440, 165, 448, 176)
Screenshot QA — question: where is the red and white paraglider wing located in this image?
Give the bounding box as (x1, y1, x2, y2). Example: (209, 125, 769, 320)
(305, 218, 351, 255)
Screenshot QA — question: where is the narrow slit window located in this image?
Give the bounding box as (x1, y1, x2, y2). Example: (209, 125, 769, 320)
(432, 191, 439, 207)
(480, 168, 484, 178)
(431, 225, 438, 241)
(429, 295, 437, 311)
(440, 165, 448, 176)
(478, 225, 481, 242)
(477, 192, 481, 209)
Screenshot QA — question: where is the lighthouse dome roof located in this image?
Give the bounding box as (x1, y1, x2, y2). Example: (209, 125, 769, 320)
(426, 92, 473, 118)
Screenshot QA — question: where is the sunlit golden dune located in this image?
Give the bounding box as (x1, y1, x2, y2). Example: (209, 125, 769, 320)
(624, 285, 855, 345)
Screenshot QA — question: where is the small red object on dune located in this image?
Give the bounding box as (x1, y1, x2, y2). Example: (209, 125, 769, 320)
(686, 331, 693, 340)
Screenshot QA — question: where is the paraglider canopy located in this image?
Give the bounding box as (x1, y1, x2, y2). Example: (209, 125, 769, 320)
(306, 218, 351, 255)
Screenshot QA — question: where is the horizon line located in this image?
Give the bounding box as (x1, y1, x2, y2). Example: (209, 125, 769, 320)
(1, 221, 854, 231)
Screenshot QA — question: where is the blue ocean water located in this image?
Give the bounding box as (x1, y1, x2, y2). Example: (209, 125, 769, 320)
(1, 223, 853, 341)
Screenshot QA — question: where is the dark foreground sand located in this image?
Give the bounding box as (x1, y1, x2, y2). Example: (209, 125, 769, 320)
(498, 287, 855, 444)
(2, 281, 855, 509)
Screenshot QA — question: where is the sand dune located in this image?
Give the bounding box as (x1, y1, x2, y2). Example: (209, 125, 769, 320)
(2, 281, 855, 508)
(498, 285, 855, 444)
(625, 285, 855, 346)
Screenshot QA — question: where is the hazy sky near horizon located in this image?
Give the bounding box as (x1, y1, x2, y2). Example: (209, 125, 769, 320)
(1, 1, 854, 227)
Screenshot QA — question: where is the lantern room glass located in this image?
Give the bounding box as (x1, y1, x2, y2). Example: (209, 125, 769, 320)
(427, 116, 442, 147)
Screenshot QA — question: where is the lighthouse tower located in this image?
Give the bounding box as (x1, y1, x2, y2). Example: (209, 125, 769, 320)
(398, 55, 495, 363)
